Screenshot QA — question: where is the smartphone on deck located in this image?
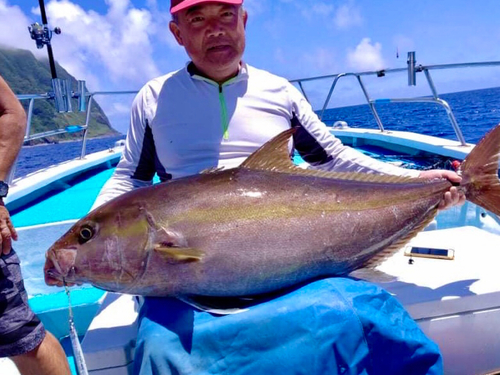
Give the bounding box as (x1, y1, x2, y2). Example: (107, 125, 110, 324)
(404, 246, 455, 260)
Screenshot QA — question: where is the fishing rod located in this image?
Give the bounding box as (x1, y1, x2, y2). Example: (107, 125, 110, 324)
(28, 0, 76, 112)
(28, 7, 88, 368)
(28, 0, 61, 79)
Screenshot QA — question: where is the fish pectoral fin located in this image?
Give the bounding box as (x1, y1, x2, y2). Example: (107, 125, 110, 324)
(178, 295, 250, 315)
(155, 227, 189, 248)
(154, 245, 204, 262)
(153, 227, 202, 262)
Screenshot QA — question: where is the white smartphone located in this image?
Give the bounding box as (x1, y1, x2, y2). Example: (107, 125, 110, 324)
(404, 246, 455, 260)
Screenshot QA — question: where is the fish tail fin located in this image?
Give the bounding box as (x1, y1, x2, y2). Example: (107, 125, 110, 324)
(460, 124, 500, 216)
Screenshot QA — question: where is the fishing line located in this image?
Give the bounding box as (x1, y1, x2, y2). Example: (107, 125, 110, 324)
(64, 279, 89, 375)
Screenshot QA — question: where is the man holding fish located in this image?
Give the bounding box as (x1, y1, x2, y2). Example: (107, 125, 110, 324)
(45, 0, 491, 374)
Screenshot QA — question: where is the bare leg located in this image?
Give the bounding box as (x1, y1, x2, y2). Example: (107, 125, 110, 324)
(10, 331, 71, 375)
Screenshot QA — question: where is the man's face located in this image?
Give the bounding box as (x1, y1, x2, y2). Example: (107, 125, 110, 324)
(169, 3, 247, 83)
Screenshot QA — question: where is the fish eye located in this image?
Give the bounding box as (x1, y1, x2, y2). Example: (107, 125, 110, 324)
(79, 224, 95, 243)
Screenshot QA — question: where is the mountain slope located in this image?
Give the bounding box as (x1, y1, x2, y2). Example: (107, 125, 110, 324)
(0, 47, 120, 143)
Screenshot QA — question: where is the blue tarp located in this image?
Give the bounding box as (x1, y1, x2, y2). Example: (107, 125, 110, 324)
(134, 278, 443, 375)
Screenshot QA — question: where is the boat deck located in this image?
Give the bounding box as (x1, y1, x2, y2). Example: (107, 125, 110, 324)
(379, 226, 500, 375)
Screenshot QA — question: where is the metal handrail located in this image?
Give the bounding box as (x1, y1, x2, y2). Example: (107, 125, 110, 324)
(78, 91, 137, 159)
(17, 90, 137, 149)
(290, 58, 500, 147)
(12, 90, 137, 184)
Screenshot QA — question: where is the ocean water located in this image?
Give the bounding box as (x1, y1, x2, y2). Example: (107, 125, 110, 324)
(15, 135, 125, 179)
(319, 86, 500, 144)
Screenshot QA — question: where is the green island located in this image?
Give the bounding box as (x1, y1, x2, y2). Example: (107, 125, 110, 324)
(0, 47, 121, 145)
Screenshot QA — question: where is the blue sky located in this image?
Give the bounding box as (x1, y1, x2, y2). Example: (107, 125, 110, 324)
(2, 0, 500, 133)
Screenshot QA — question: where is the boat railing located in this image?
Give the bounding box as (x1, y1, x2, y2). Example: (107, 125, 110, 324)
(290, 52, 500, 147)
(13, 89, 137, 184)
(77, 90, 137, 158)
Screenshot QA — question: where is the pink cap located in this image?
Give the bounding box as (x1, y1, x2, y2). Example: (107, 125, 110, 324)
(171, 0, 243, 14)
(170, 0, 243, 14)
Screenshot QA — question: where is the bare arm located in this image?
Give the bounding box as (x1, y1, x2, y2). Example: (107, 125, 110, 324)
(0, 75, 27, 254)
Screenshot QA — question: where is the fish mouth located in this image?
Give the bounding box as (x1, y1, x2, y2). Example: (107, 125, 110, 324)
(44, 247, 78, 285)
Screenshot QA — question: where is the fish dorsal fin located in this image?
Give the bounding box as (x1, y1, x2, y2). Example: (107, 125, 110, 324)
(240, 128, 423, 184)
(240, 128, 298, 173)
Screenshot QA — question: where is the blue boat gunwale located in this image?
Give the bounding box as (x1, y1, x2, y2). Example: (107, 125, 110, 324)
(6, 147, 122, 213)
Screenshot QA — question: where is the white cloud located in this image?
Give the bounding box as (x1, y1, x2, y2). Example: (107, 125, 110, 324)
(269, 46, 338, 84)
(0, 0, 180, 92)
(302, 47, 337, 73)
(44, 0, 161, 89)
(290, 0, 361, 28)
(139, 0, 180, 49)
(309, 3, 335, 18)
(347, 38, 385, 71)
(0, 0, 45, 57)
(334, 2, 362, 29)
(111, 100, 135, 116)
(242, 0, 267, 17)
(299, 2, 335, 21)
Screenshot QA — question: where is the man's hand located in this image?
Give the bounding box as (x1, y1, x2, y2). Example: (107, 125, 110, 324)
(0, 204, 17, 255)
(418, 170, 466, 210)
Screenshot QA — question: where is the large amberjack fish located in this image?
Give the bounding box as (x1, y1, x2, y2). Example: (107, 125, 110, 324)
(44, 125, 500, 311)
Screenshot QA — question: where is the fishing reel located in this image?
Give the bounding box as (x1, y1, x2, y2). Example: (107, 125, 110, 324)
(28, 22, 61, 49)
